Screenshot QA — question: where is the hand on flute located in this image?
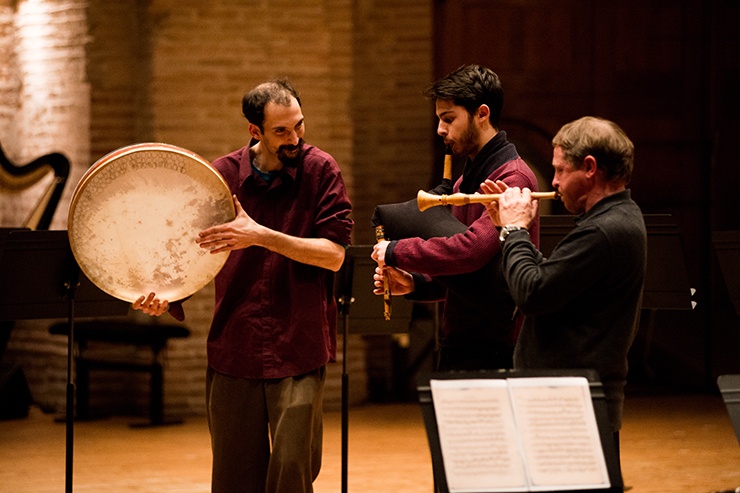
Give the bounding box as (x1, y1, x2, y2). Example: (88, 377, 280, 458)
(372, 235, 393, 319)
(371, 240, 389, 268)
(371, 242, 414, 295)
(373, 266, 415, 296)
(480, 179, 538, 229)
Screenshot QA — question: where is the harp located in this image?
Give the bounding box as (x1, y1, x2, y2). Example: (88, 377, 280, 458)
(0, 142, 70, 230)
(0, 141, 70, 358)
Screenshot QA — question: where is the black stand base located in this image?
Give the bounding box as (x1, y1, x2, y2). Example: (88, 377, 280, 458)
(0, 230, 128, 493)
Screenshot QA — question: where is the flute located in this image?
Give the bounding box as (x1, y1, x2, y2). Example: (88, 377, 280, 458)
(374, 225, 392, 321)
(442, 146, 452, 182)
(417, 190, 559, 212)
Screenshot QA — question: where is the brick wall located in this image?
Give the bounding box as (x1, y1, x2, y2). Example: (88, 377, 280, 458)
(1, 0, 433, 417)
(0, 0, 90, 228)
(1, 0, 92, 414)
(0, 2, 16, 143)
(350, 1, 435, 244)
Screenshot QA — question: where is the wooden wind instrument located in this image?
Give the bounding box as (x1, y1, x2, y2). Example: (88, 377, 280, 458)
(442, 146, 453, 182)
(374, 224, 392, 321)
(371, 147, 457, 321)
(417, 190, 559, 212)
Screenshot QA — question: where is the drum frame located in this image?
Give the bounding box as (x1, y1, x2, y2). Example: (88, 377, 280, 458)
(67, 143, 235, 302)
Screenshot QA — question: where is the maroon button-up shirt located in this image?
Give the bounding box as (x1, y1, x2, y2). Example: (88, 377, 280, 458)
(207, 143, 353, 379)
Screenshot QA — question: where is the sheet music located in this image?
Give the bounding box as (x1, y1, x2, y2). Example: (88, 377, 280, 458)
(509, 377, 610, 491)
(430, 377, 610, 492)
(431, 379, 528, 492)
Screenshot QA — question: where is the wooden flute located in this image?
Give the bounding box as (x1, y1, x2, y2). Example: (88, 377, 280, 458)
(417, 190, 559, 212)
(374, 225, 392, 321)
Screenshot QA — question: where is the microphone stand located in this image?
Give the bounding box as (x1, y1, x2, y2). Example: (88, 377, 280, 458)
(63, 261, 81, 493)
(336, 253, 355, 493)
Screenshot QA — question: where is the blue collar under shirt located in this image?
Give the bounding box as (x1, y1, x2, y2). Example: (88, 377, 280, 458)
(251, 163, 280, 183)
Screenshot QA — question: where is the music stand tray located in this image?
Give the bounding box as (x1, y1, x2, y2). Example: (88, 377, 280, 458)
(0, 229, 128, 321)
(717, 374, 740, 445)
(341, 245, 413, 334)
(418, 369, 623, 493)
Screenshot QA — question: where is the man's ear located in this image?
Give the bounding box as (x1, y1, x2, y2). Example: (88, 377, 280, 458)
(476, 104, 490, 123)
(583, 155, 598, 178)
(248, 123, 262, 141)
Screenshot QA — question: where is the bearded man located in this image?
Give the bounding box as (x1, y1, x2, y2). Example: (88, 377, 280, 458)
(372, 64, 539, 371)
(135, 79, 353, 493)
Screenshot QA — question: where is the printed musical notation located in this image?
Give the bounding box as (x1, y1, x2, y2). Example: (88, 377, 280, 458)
(430, 377, 610, 492)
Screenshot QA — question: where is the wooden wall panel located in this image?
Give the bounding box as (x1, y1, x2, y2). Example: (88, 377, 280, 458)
(432, 0, 740, 388)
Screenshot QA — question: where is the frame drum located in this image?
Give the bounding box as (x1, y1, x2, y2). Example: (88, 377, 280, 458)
(68, 143, 235, 302)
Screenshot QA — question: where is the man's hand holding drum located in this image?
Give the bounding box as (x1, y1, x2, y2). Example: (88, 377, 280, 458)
(132, 292, 169, 317)
(132, 194, 254, 319)
(196, 195, 262, 254)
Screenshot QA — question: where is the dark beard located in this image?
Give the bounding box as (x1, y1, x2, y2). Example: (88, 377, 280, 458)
(453, 116, 479, 158)
(278, 139, 304, 167)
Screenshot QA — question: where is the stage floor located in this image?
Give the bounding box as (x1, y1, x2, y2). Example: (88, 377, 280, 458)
(1, 393, 738, 493)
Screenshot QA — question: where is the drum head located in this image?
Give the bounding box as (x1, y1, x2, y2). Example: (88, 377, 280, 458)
(68, 143, 235, 302)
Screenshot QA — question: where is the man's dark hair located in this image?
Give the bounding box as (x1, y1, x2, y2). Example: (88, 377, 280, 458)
(423, 64, 504, 129)
(241, 78, 302, 131)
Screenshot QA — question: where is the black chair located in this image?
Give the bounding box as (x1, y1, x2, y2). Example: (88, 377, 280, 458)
(49, 320, 190, 426)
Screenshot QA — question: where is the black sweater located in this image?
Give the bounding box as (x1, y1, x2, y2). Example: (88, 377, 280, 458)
(504, 190, 647, 432)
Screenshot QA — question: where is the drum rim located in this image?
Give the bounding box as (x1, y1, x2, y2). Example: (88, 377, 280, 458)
(68, 142, 226, 219)
(67, 142, 235, 302)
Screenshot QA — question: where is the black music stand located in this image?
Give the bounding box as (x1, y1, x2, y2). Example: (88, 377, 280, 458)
(717, 374, 740, 445)
(335, 245, 414, 493)
(0, 229, 128, 493)
(540, 214, 693, 309)
(417, 369, 623, 493)
(341, 245, 414, 335)
(540, 214, 693, 380)
(713, 231, 740, 316)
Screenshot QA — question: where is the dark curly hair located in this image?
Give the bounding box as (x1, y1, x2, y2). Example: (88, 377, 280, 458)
(423, 64, 504, 129)
(241, 78, 302, 131)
